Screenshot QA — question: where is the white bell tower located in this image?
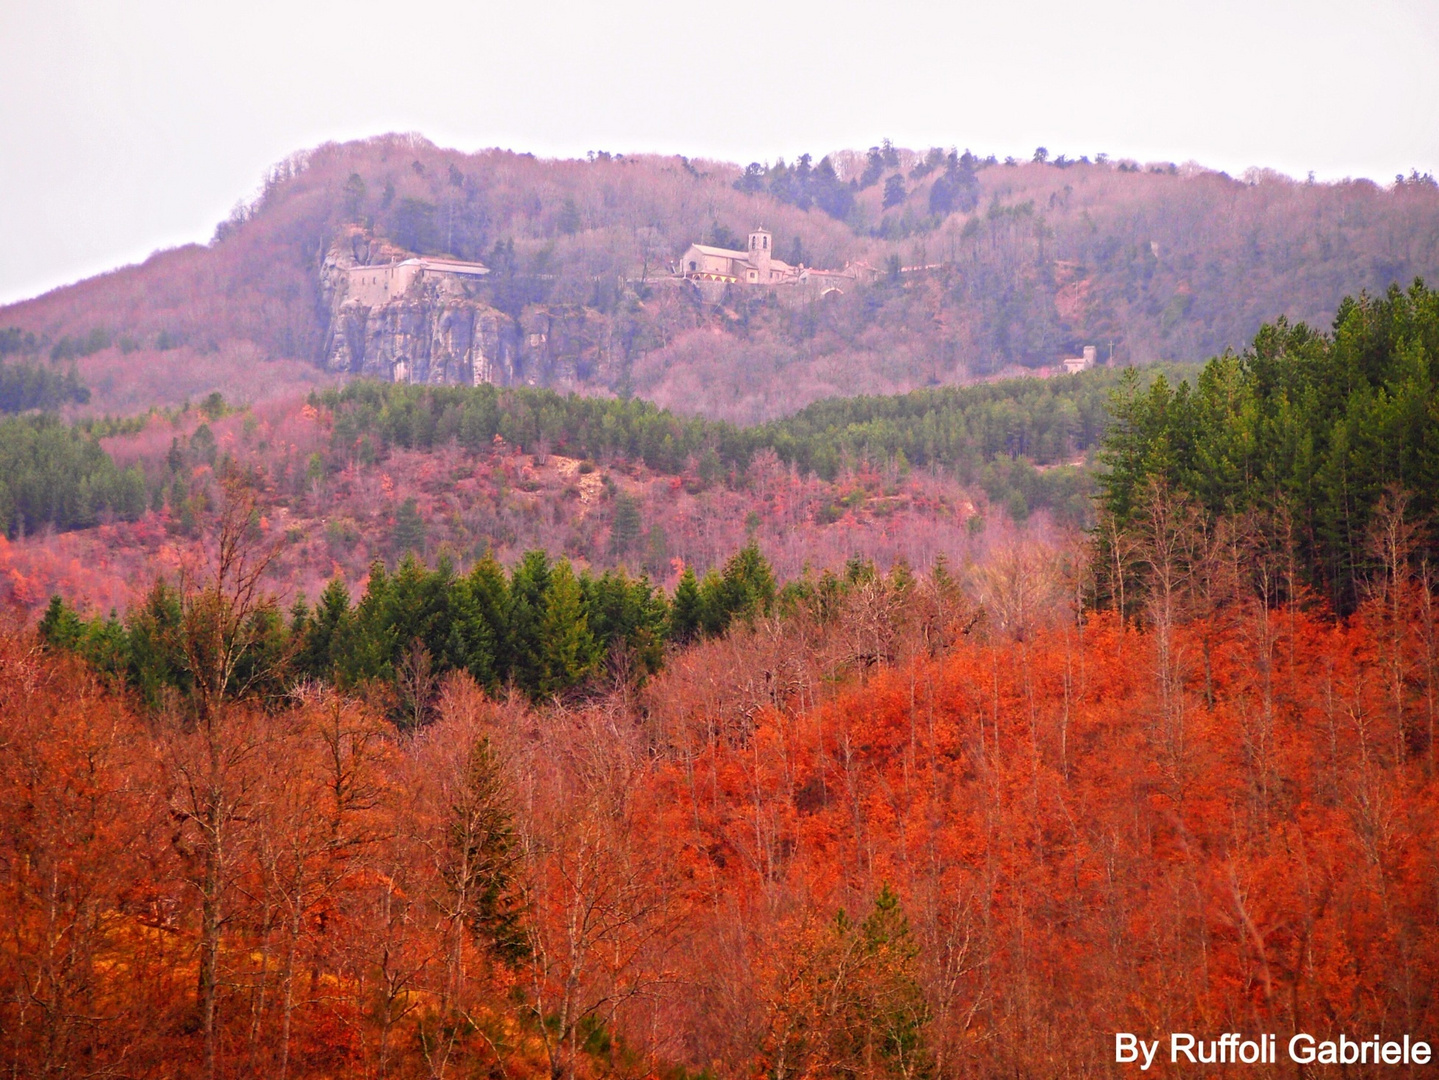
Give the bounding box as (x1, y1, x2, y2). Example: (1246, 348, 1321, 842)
(748, 227, 772, 274)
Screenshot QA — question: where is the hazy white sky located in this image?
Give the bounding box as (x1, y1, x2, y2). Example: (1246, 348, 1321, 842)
(2, 0, 1436, 305)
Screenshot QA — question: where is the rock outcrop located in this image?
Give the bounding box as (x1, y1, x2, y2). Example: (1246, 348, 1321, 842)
(320, 229, 520, 385)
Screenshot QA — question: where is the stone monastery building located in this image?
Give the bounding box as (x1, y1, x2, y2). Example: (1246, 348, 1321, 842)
(1062, 346, 1098, 374)
(677, 228, 800, 285)
(343, 257, 489, 306)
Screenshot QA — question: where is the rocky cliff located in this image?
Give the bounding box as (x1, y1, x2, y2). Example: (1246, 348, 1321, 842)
(320, 230, 520, 386)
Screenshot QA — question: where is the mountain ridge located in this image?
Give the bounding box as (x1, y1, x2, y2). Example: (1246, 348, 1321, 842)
(2, 134, 1437, 421)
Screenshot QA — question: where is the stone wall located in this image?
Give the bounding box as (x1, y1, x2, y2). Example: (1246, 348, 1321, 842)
(320, 233, 520, 385)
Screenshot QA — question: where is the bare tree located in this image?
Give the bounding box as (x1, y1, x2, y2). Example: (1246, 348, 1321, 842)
(163, 476, 286, 1080)
(395, 638, 438, 729)
(514, 705, 681, 1080)
(1363, 487, 1422, 759)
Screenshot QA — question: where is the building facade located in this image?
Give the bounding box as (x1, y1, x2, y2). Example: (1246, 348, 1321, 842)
(343, 257, 490, 306)
(677, 228, 800, 285)
(1062, 346, 1098, 374)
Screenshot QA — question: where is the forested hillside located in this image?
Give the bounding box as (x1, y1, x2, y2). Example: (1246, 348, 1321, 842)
(6, 307, 1439, 1076)
(0, 365, 1125, 617)
(2, 134, 1437, 419)
(1096, 279, 1439, 616)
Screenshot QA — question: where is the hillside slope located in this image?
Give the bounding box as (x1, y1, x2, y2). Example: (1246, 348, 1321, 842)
(3, 135, 1438, 420)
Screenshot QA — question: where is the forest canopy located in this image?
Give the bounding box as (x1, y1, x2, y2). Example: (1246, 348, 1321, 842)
(43, 539, 789, 713)
(318, 364, 1151, 521)
(0, 414, 145, 537)
(8, 277, 1439, 1080)
(0, 358, 90, 412)
(1097, 278, 1439, 614)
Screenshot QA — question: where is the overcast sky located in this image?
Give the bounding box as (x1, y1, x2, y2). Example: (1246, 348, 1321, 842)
(2, 0, 1436, 305)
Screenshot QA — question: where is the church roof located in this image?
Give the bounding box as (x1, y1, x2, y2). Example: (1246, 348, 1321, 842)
(686, 243, 749, 259)
(417, 258, 490, 276)
(349, 257, 490, 276)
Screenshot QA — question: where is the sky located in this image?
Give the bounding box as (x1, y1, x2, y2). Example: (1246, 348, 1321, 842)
(2, 0, 1437, 305)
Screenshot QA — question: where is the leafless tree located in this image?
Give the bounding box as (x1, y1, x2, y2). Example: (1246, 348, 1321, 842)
(163, 476, 286, 1080)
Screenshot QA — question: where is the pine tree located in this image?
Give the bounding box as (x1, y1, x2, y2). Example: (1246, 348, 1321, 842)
(669, 566, 703, 643)
(607, 493, 643, 561)
(452, 553, 509, 691)
(441, 736, 526, 965)
(296, 577, 352, 681)
(882, 173, 907, 210)
(538, 560, 597, 698)
(507, 550, 551, 696)
(392, 497, 426, 556)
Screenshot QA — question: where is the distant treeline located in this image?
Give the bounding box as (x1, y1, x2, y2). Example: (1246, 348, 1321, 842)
(0, 326, 93, 413)
(0, 358, 89, 413)
(320, 365, 1167, 522)
(1, 324, 183, 365)
(0, 366, 1156, 541)
(1, 324, 114, 362)
(1098, 279, 1439, 615)
(0, 416, 146, 537)
(43, 540, 813, 712)
(734, 145, 986, 229)
(0, 363, 87, 414)
(0, 328, 39, 358)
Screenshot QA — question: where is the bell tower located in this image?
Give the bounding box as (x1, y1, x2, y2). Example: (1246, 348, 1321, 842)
(748, 227, 772, 274)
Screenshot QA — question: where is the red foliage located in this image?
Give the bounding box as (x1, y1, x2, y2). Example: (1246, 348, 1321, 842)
(3, 559, 1437, 1077)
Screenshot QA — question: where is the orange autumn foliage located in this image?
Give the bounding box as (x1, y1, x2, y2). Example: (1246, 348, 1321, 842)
(633, 604, 1439, 1077)
(2, 578, 1437, 1078)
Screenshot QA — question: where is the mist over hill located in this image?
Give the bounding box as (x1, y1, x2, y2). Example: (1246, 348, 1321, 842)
(3, 134, 1438, 420)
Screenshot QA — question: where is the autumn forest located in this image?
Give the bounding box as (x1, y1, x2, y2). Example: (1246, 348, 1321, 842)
(2, 127, 1439, 1079)
(0, 278, 1435, 1080)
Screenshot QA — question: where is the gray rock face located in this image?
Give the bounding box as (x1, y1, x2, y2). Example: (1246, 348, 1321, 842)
(326, 296, 518, 385)
(516, 304, 622, 386)
(320, 235, 520, 385)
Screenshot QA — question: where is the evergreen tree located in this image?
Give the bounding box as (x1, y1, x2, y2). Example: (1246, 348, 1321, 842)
(697, 570, 728, 637)
(763, 885, 931, 1080)
(582, 568, 668, 678)
(125, 579, 189, 709)
(537, 559, 596, 698)
(393, 497, 426, 556)
(296, 577, 353, 681)
(1095, 279, 1439, 615)
(607, 493, 643, 561)
(451, 553, 510, 691)
(557, 197, 582, 236)
(715, 542, 777, 625)
(811, 156, 854, 220)
(850, 885, 931, 1080)
(507, 550, 551, 696)
(343, 172, 367, 221)
(882, 173, 907, 210)
(442, 736, 527, 964)
(669, 566, 703, 644)
(860, 145, 887, 189)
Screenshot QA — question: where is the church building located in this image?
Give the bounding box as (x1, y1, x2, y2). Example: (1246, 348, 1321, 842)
(676, 228, 800, 285)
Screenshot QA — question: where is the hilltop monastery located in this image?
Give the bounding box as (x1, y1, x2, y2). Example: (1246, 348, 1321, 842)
(676, 227, 861, 294)
(678, 228, 798, 285)
(341, 256, 490, 306)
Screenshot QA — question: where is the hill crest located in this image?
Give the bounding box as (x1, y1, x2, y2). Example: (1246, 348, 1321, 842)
(2, 134, 1437, 421)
